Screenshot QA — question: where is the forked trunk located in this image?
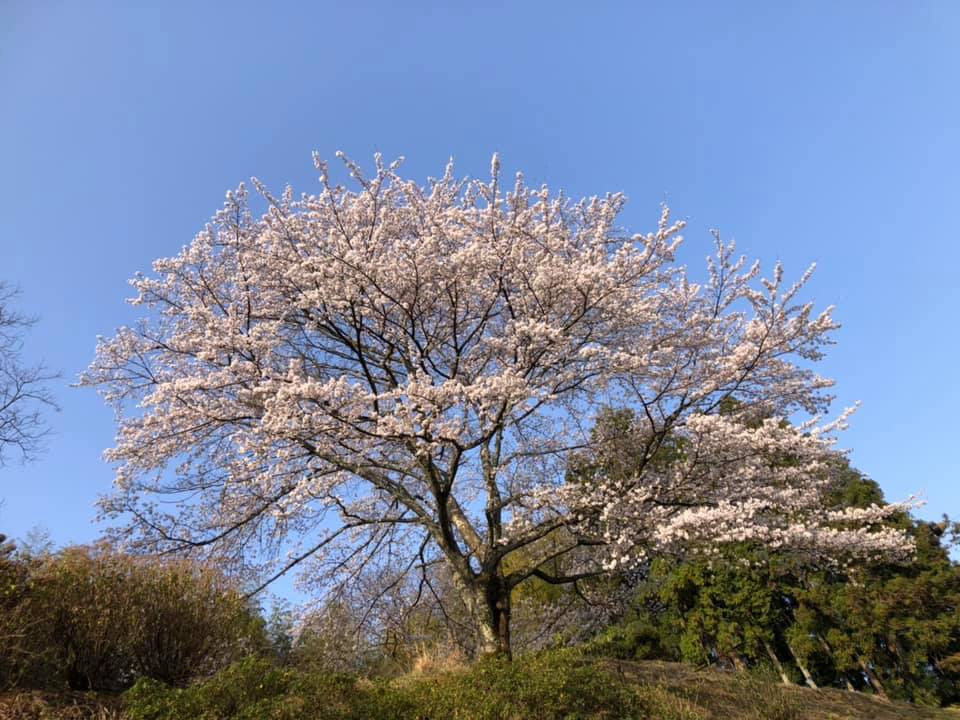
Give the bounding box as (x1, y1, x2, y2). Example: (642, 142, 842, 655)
(478, 575, 512, 658)
(449, 564, 513, 658)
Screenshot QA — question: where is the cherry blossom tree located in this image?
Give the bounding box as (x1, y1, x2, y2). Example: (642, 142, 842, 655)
(83, 153, 911, 656)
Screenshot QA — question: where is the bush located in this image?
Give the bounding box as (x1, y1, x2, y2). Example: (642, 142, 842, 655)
(1, 544, 266, 691)
(124, 657, 381, 720)
(124, 649, 664, 720)
(395, 649, 644, 719)
(585, 621, 681, 662)
(0, 535, 47, 689)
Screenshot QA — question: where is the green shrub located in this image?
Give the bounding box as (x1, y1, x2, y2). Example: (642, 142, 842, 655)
(125, 657, 386, 720)
(125, 649, 665, 720)
(585, 622, 679, 662)
(392, 648, 643, 719)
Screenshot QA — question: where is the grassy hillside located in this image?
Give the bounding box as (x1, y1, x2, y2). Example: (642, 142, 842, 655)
(612, 660, 960, 720)
(1, 657, 957, 720)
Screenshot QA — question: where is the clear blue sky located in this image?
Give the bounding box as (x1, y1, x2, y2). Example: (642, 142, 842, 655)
(2, 2, 958, 558)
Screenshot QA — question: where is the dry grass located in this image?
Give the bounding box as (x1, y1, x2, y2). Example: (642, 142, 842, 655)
(0, 691, 124, 720)
(610, 659, 960, 720)
(408, 641, 469, 675)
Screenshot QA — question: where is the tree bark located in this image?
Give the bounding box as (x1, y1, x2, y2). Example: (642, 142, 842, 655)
(858, 657, 890, 702)
(479, 574, 512, 658)
(763, 639, 793, 685)
(785, 640, 818, 689)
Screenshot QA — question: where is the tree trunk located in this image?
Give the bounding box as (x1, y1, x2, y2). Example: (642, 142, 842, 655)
(447, 563, 512, 658)
(858, 657, 890, 702)
(480, 574, 512, 658)
(465, 571, 513, 658)
(785, 640, 818, 689)
(763, 639, 793, 685)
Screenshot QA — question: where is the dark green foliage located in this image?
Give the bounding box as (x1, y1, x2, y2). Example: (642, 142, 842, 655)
(663, 556, 780, 669)
(591, 465, 960, 706)
(589, 615, 681, 662)
(788, 517, 960, 705)
(591, 551, 785, 669)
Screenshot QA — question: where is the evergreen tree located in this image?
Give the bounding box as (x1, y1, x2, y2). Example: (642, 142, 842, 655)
(595, 454, 960, 706)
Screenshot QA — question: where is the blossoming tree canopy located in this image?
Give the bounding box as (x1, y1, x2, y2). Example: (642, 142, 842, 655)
(83, 152, 912, 656)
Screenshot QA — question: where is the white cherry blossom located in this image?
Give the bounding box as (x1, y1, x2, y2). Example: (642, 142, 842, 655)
(83, 153, 911, 656)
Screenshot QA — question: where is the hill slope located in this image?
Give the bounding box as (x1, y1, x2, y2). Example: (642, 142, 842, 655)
(1, 658, 958, 719)
(613, 659, 959, 720)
